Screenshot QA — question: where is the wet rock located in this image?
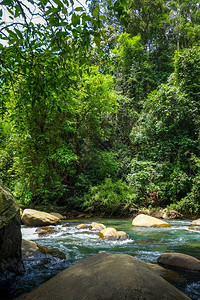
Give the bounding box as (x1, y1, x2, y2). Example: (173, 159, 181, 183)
(76, 224, 90, 229)
(188, 226, 200, 231)
(22, 239, 65, 260)
(132, 214, 171, 227)
(89, 222, 106, 231)
(157, 252, 200, 271)
(0, 184, 24, 277)
(36, 244, 66, 260)
(191, 218, 200, 226)
(115, 231, 128, 240)
(99, 227, 117, 240)
(21, 209, 61, 227)
(35, 226, 58, 237)
(62, 222, 70, 227)
(99, 227, 128, 241)
(17, 252, 190, 300)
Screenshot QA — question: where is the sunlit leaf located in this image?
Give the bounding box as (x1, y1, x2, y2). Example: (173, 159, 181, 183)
(74, 7, 84, 12)
(93, 6, 99, 18)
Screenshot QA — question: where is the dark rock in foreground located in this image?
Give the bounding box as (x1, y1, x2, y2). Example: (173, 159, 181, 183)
(0, 184, 24, 277)
(18, 252, 190, 300)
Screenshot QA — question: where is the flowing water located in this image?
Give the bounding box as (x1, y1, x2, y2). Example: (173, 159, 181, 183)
(5, 218, 200, 299)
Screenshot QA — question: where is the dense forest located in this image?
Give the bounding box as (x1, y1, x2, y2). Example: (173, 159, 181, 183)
(0, 0, 200, 216)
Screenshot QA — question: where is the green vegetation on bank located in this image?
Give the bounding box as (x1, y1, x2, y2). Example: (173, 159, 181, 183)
(0, 0, 200, 216)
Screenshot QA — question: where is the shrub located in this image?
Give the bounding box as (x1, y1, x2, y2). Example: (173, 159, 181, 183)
(82, 177, 137, 216)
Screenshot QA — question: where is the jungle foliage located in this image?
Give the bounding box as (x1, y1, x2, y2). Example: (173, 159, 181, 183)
(0, 0, 200, 215)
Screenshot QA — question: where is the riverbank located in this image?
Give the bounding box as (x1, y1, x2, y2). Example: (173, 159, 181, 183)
(19, 203, 200, 221)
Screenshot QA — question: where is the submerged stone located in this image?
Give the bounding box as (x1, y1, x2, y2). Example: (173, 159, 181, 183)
(188, 226, 200, 231)
(76, 224, 90, 229)
(36, 226, 58, 236)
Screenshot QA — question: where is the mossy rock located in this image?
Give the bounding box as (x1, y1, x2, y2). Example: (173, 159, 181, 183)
(0, 184, 24, 276)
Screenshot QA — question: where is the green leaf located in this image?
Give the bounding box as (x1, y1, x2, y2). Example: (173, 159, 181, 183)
(62, 7, 67, 14)
(14, 4, 21, 17)
(71, 13, 80, 27)
(93, 36, 101, 47)
(0, 0, 13, 5)
(93, 6, 99, 18)
(6, 6, 14, 15)
(40, 0, 48, 8)
(0, 9, 2, 17)
(99, 15, 106, 20)
(52, 0, 63, 6)
(74, 7, 84, 12)
(14, 28, 23, 39)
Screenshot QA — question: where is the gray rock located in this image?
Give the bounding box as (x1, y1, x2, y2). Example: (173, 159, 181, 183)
(18, 252, 190, 300)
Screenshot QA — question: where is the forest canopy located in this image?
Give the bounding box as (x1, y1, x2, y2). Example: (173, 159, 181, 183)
(0, 0, 200, 216)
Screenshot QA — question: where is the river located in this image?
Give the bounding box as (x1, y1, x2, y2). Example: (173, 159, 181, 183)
(7, 218, 200, 299)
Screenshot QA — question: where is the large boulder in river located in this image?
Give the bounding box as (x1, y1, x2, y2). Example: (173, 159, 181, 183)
(21, 209, 61, 226)
(157, 252, 200, 271)
(18, 252, 190, 300)
(132, 214, 171, 227)
(191, 218, 200, 226)
(0, 184, 24, 277)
